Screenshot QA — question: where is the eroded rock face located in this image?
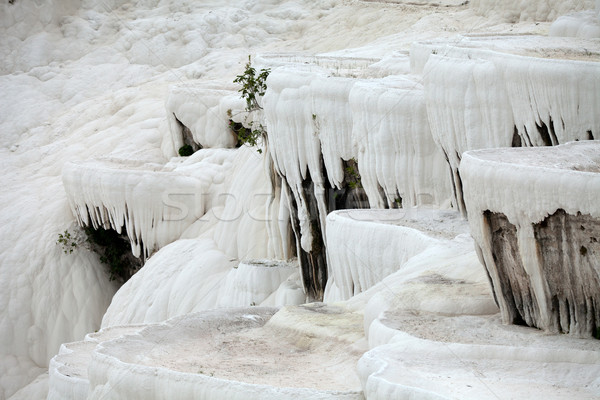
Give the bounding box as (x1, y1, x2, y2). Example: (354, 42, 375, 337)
(482, 209, 600, 336)
(461, 141, 600, 337)
(484, 211, 540, 327)
(533, 209, 600, 336)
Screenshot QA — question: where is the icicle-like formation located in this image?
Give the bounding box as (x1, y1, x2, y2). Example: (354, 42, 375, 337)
(164, 83, 244, 156)
(461, 141, 600, 336)
(264, 63, 452, 298)
(99, 146, 291, 326)
(265, 68, 454, 238)
(350, 77, 452, 208)
(324, 209, 470, 302)
(423, 40, 600, 213)
(263, 67, 328, 253)
(469, 0, 595, 21)
(62, 151, 235, 258)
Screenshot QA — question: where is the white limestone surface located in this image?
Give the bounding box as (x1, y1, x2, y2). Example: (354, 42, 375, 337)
(1, 0, 593, 398)
(89, 307, 365, 400)
(63, 156, 213, 258)
(47, 326, 144, 400)
(422, 38, 600, 212)
(217, 259, 303, 308)
(550, 10, 600, 38)
(264, 64, 453, 253)
(359, 322, 600, 399)
(470, 0, 596, 21)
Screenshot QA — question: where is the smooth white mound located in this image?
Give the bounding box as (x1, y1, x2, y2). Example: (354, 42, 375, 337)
(217, 259, 305, 308)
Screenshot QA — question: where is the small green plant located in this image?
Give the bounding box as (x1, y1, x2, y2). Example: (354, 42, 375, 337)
(57, 230, 77, 254)
(233, 56, 270, 111)
(229, 120, 261, 149)
(230, 56, 270, 151)
(178, 144, 194, 156)
(345, 159, 362, 189)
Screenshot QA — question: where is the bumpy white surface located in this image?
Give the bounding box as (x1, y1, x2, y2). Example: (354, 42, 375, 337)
(470, 0, 596, 21)
(550, 10, 600, 38)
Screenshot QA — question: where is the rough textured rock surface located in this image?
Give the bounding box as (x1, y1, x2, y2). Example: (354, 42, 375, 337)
(533, 209, 600, 336)
(484, 211, 540, 327)
(461, 141, 600, 337)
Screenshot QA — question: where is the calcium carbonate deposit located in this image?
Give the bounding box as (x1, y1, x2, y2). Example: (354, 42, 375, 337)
(1, 0, 599, 399)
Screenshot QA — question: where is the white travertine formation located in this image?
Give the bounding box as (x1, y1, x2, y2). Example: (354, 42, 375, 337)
(550, 10, 600, 38)
(264, 64, 453, 252)
(90, 307, 364, 400)
(324, 209, 469, 302)
(461, 141, 600, 336)
(164, 83, 243, 155)
(3, 0, 600, 398)
(470, 0, 595, 21)
(422, 37, 600, 212)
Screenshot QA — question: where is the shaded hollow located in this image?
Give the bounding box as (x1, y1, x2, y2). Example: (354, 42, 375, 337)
(84, 225, 143, 283)
(174, 114, 201, 153)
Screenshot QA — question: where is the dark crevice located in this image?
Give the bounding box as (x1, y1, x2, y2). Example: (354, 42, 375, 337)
(174, 114, 201, 152)
(83, 224, 143, 283)
(511, 126, 522, 147)
(455, 169, 466, 217)
(330, 158, 369, 211)
(484, 210, 537, 327)
(588, 130, 595, 140)
(548, 117, 559, 145)
(536, 120, 553, 146)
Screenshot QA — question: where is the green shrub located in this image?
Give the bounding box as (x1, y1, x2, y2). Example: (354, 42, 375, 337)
(178, 144, 194, 157)
(230, 56, 270, 151)
(233, 55, 270, 112)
